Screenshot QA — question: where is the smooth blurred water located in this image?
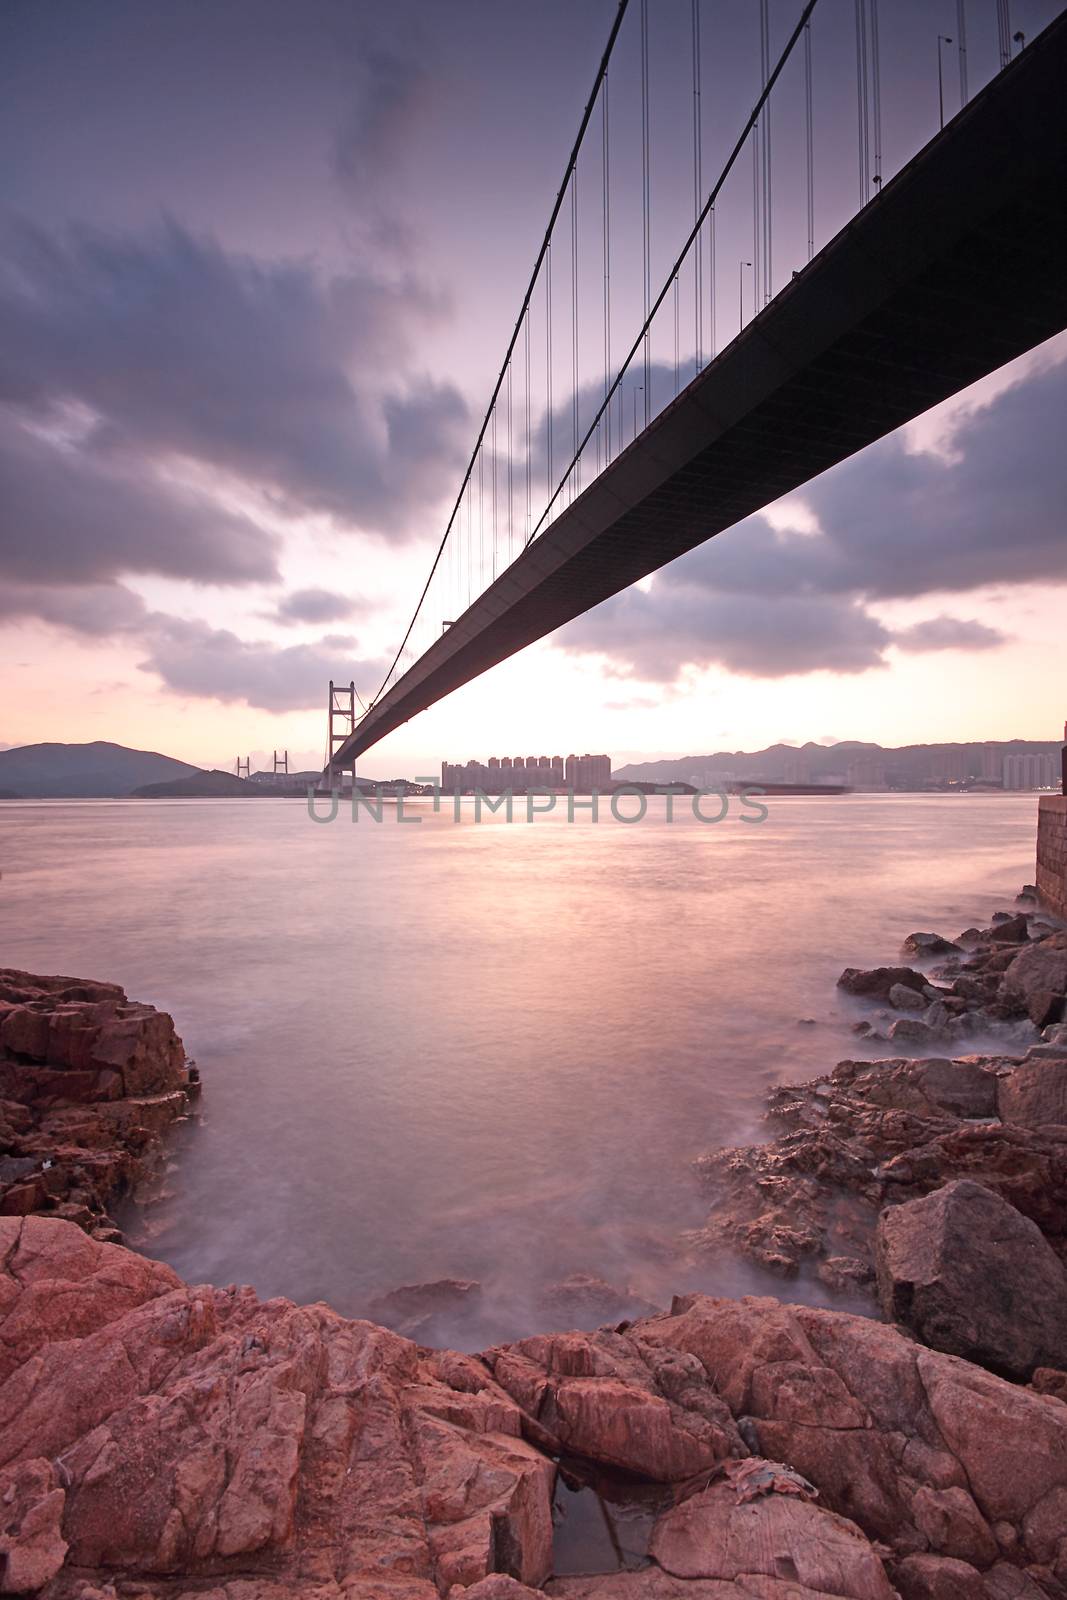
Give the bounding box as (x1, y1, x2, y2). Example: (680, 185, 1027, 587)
(0, 792, 1041, 1341)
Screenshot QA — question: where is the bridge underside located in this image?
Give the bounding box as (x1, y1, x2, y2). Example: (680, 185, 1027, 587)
(336, 14, 1067, 766)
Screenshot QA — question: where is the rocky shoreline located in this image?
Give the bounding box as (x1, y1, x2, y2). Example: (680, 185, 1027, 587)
(2, 893, 1067, 1600)
(0, 968, 200, 1237)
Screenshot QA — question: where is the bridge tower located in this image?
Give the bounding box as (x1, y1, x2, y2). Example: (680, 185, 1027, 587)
(235, 756, 250, 780)
(326, 682, 356, 791)
(272, 749, 288, 782)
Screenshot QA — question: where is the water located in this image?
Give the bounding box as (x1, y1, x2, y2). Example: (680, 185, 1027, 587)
(0, 792, 1041, 1344)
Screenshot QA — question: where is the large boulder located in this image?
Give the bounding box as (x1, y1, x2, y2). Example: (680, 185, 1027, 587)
(999, 932, 1067, 1025)
(875, 1179, 1067, 1378)
(648, 1471, 896, 1597)
(998, 1059, 1067, 1127)
(838, 966, 932, 1000)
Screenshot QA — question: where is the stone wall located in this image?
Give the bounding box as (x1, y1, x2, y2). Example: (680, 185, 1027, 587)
(1037, 794, 1067, 919)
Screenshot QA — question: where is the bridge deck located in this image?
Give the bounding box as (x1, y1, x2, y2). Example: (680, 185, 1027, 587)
(335, 13, 1067, 766)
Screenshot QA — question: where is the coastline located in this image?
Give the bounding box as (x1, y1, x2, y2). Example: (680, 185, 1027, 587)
(2, 887, 1067, 1598)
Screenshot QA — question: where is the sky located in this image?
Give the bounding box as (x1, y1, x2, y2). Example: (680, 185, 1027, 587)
(1, 0, 1064, 777)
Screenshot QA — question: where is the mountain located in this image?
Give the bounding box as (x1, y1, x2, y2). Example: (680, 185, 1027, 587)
(614, 739, 1063, 789)
(132, 769, 269, 799)
(0, 742, 199, 797)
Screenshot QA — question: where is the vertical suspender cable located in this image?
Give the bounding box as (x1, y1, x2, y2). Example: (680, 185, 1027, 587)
(996, 0, 1012, 69)
(545, 243, 553, 509)
(760, 0, 771, 304)
(855, 0, 869, 206)
(692, 0, 702, 373)
(641, 0, 651, 426)
(491, 407, 497, 579)
(524, 311, 531, 541)
(804, 16, 814, 259)
(673, 274, 679, 392)
(602, 73, 612, 464)
(870, 0, 882, 189)
(366, 0, 629, 698)
(571, 169, 579, 496)
(507, 361, 513, 563)
(956, 0, 969, 102)
(478, 446, 484, 593)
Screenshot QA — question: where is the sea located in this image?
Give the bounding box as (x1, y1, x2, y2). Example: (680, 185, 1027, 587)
(0, 790, 1042, 1344)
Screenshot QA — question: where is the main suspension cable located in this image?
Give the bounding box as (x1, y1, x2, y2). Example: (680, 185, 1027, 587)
(368, 0, 630, 706)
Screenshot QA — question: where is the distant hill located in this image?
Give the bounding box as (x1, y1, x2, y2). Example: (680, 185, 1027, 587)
(0, 789, 21, 800)
(615, 738, 1063, 790)
(132, 769, 269, 799)
(0, 742, 198, 797)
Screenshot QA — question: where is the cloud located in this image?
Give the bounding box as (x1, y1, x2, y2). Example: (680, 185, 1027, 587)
(894, 615, 1007, 653)
(0, 218, 469, 541)
(560, 353, 1066, 682)
(565, 585, 893, 682)
(0, 580, 149, 636)
(270, 588, 365, 626)
(138, 617, 384, 712)
(0, 412, 279, 589)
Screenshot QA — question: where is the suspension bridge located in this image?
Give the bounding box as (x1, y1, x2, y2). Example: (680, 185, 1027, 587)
(329, 0, 1067, 776)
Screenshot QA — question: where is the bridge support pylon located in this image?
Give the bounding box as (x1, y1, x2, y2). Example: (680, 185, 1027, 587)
(325, 681, 356, 792)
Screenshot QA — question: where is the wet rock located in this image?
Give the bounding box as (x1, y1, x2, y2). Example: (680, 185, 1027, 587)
(648, 1471, 896, 1596)
(539, 1273, 661, 1328)
(0, 968, 196, 1235)
(875, 1179, 1067, 1379)
(902, 933, 961, 958)
(367, 1278, 483, 1340)
(889, 984, 927, 1012)
(888, 1016, 942, 1046)
(838, 966, 932, 1000)
(988, 913, 1031, 944)
(691, 1053, 1066, 1288)
(1000, 932, 1067, 1025)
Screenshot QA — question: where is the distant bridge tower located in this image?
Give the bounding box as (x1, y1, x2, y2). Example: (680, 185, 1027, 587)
(326, 681, 356, 790)
(236, 756, 251, 779)
(272, 749, 288, 782)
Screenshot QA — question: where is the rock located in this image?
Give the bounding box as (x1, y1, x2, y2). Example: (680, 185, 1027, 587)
(902, 933, 961, 958)
(648, 1472, 896, 1597)
(989, 914, 1031, 943)
(538, 1273, 661, 1327)
(838, 966, 932, 1000)
(875, 1179, 1067, 1378)
(1043, 1022, 1067, 1044)
(642, 1291, 1067, 1565)
(890, 1553, 988, 1599)
(9, 1224, 1067, 1592)
(1030, 1367, 1067, 1404)
(888, 1017, 941, 1046)
(889, 984, 927, 1012)
(0, 968, 196, 1235)
(450, 1580, 545, 1599)
(488, 1328, 744, 1481)
(0, 1458, 68, 1593)
(999, 1059, 1067, 1127)
(367, 1278, 483, 1340)
(1000, 933, 1067, 1024)
(0, 1218, 555, 1597)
